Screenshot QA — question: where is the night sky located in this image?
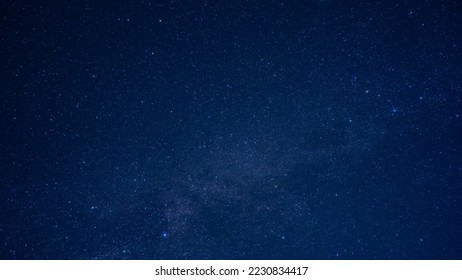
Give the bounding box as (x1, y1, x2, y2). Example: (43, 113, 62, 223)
(1, 0, 461, 260)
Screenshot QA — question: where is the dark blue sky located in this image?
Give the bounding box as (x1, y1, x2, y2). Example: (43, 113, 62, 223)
(1, 0, 461, 259)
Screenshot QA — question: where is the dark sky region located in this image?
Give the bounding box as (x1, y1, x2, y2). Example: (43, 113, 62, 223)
(0, 0, 461, 260)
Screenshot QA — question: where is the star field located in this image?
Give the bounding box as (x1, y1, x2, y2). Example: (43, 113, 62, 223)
(1, 0, 461, 259)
